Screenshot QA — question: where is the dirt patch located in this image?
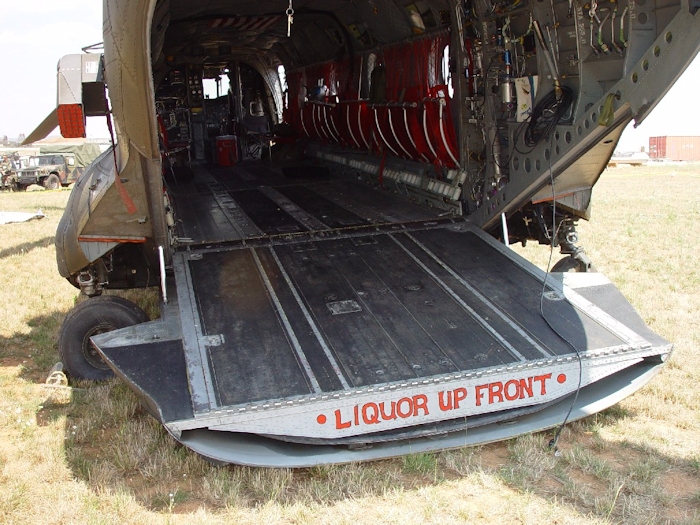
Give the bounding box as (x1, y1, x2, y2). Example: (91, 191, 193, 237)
(478, 443, 510, 470)
(0, 357, 27, 368)
(659, 470, 700, 522)
(661, 469, 699, 500)
(566, 468, 609, 494)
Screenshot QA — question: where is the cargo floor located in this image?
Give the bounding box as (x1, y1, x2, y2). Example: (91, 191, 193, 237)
(169, 161, 445, 245)
(168, 161, 634, 411)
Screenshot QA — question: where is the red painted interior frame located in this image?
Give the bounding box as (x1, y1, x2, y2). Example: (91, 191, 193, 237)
(339, 100, 373, 150)
(423, 85, 459, 168)
(286, 31, 460, 168)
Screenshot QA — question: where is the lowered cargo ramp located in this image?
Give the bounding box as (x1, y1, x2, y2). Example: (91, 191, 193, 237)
(93, 164, 670, 466)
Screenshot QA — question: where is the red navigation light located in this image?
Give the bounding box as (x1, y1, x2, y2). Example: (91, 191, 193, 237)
(57, 104, 86, 138)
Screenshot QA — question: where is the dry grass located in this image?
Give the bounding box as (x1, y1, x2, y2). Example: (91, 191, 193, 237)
(1, 165, 699, 524)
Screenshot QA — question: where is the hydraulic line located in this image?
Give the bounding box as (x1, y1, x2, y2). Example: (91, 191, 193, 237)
(611, 6, 623, 53)
(597, 11, 611, 54)
(620, 6, 629, 48)
(533, 20, 562, 96)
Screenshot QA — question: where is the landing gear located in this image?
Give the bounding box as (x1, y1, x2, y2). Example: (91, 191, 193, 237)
(58, 296, 150, 381)
(552, 217, 595, 273)
(551, 252, 594, 272)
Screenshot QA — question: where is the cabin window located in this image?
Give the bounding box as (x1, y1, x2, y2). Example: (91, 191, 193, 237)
(364, 52, 378, 99)
(442, 45, 454, 98)
(203, 71, 230, 100)
(278, 65, 288, 92)
(277, 64, 289, 110)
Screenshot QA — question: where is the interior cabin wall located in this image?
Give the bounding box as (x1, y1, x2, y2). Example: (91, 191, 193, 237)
(147, 0, 693, 235)
(283, 31, 462, 171)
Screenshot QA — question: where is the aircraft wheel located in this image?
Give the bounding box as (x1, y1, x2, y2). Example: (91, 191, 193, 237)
(44, 174, 61, 190)
(58, 296, 150, 381)
(551, 255, 595, 273)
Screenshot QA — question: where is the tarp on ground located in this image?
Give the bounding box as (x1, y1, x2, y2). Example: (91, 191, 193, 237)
(0, 210, 46, 224)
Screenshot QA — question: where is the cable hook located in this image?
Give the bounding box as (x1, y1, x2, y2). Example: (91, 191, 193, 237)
(286, 0, 294, 37)
(588, 2, 601, 55)
(588, 0, 598, 19)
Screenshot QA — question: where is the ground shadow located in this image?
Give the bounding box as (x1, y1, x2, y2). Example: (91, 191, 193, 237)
(0, 236, 55, 259)
(2, 309, 697, 523)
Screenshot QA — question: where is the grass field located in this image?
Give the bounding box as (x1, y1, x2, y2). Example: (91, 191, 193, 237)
(0, 164, 698, 524)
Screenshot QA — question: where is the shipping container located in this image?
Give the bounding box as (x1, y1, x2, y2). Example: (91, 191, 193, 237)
(649, 136, 700, 161)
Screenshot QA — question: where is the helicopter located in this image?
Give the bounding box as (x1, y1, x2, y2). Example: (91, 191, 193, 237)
(24, 0, 699, 466)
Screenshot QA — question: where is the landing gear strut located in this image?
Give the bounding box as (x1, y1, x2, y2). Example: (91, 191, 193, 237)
(552, 217, 595, 272)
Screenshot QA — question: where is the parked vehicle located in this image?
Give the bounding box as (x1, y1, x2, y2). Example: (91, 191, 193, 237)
(14, 154, 69, 190)
(10, 143, 101, 190)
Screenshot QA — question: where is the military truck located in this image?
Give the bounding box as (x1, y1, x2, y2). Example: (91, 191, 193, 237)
(12, 143, 101, 190)
(14, 154, 70, 190)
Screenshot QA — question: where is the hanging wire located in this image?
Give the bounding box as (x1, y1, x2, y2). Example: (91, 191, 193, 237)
(539, 132, 584, 454)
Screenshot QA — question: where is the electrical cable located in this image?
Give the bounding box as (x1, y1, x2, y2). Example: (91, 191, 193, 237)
(493, 85, 571, 182)
(539, 132, 584, 453)
(523, 86, 573, 148)
(497, 116, 530, 165)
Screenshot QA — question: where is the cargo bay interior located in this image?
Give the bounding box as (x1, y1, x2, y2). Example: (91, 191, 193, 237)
(150, 0, 684, 247)
(154, 0, 477, 245)
(140, 0, 661, 409)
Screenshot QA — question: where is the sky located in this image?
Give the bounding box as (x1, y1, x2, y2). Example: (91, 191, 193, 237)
(1, 0, 698, 151)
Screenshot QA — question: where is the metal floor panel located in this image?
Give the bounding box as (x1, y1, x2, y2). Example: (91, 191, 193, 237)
(190, 249, 317, 406)
(177, 222, 635, 412)
(173, 162, 444, 245)
(405, 229, 626, 354)
(165, 163, 645, 417)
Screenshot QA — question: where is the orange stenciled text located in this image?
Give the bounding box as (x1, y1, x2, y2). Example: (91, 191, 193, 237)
(474, 373, 553, 406)
(315, 373, 561, 430)
(333, 394, 430, 429)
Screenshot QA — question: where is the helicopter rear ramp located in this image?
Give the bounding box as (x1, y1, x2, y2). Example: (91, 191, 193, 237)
(92, 167, 670, 465)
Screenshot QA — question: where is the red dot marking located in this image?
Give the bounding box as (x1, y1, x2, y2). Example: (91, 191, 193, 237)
(316, 414, 327, 425)
(557, 374, 567, 384)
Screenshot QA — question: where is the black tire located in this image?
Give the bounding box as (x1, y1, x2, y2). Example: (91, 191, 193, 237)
(58, 295, 150, 381)
(551, 256, 596, 273)
(44, 173, 61, 190)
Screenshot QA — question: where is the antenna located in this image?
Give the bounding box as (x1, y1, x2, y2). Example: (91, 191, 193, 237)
(81, 42, 105, 54)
